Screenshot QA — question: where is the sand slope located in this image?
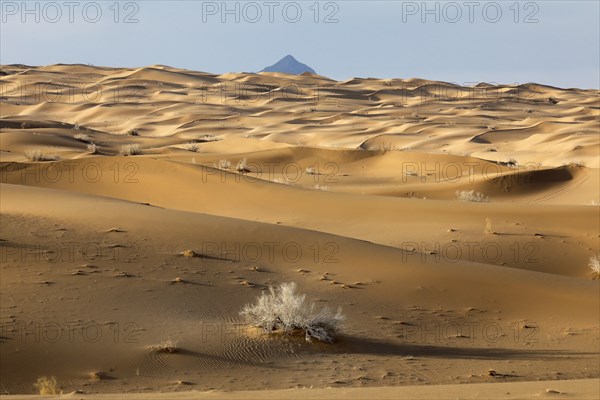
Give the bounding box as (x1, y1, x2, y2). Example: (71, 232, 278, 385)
(1, 65, 598, 396)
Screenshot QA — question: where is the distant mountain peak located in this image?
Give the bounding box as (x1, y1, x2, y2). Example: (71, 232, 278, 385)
(260, 55, 316, 75)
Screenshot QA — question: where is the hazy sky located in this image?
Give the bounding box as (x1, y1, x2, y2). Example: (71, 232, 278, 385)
(1, 1, 599, 88)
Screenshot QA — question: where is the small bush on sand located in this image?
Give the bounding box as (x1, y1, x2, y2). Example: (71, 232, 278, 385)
(456, 190, 489, 203)
(147, 339, 179, 353)
(305, 166, 317, 175)
(120, 144, 142, 156)
(370, 142, 397, 152)
(183, 142, 199, 152)
(236, 158, 250, 173)
(199, 135, 221, 142)
(73, 132, 90, 142)
(218, 159, 231, 169)
(589, 255, 600, 279)
(87, 143, 98, 154)
(128, 129, 139, 136)
(24, 149, 59, 162)
(240, 282, 345, 343)
(34, 376, 60, 395)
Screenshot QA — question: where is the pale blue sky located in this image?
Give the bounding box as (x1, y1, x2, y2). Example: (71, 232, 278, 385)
(1, 1, 598, 88)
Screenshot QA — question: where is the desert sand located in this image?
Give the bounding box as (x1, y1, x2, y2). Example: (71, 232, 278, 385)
(0, 64, 598, 398)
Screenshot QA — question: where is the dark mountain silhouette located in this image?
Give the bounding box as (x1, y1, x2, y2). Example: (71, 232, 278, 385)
(260, 55, 316, 75)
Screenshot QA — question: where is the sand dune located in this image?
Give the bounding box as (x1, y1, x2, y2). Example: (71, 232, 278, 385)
(0, 65, 598, 396)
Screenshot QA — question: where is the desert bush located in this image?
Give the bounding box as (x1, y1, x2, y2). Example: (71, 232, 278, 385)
(73, 132, 90, 142)
(218, 159, 231, 169)
(240, 282, 345, 343)
(589, 255, 600, 279)
(24, 149, 59, 162)
(506, 158, 518, 168)
(147, 339, 179, 353)
(34, 376, 60, 395)
(128, 129, 139, 136)
(370, 142, 397, 152)
(199, 135, 221, 142)
(236, 158, 250, 173)
(456, 190, 489, 203)
(183, 142, 199, 152)
(120, 144, 142, 156)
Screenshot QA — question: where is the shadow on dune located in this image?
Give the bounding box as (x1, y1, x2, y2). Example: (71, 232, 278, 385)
(137, 335, 597, 375)
(328, 335, 596, 361)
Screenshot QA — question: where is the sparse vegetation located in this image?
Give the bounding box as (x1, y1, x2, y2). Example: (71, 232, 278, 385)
(120, 144, 142, 156)
(218, 159, 232, 169)
(199, 135, 221, 142)
(147, 339, 179, 353)
(128, 129, 139, 136)
(589, 255, 600, 279)
(506, 158, 518, 168)
(34, 376, 60, 395)
(73, 132, 90, 142)
(236, 158, 250, 173)
(183, 142, 199, 152)
(24, 149, 59, 161)
(370, 142, 397, 152)
(484, 218, 494, 235)
(456, 190, 489, 203)
(240, 282, 345, 343)
(87, 143, 98, 154)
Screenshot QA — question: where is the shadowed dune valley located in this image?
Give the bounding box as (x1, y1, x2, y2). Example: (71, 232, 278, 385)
(1, 2, 599, 399)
